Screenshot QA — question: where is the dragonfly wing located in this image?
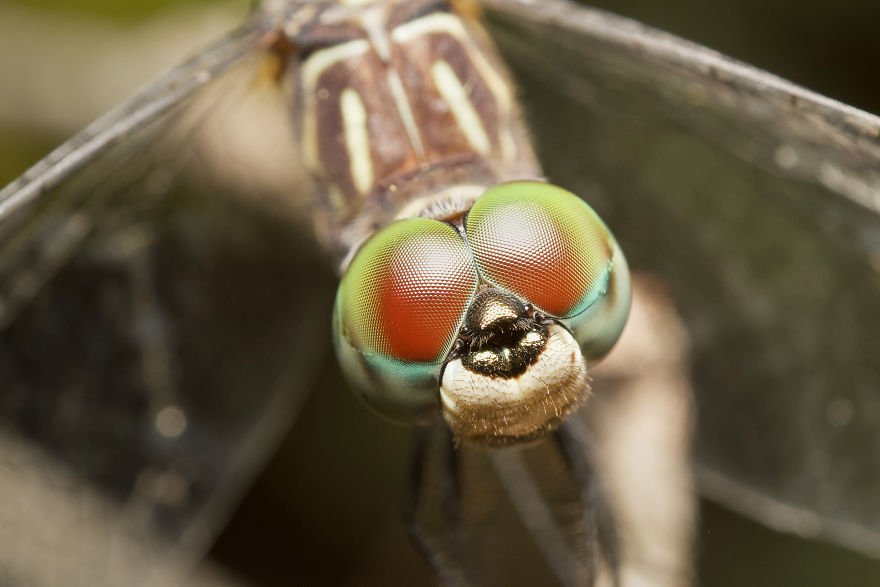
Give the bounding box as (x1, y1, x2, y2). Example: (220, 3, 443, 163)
(0, 5, 335, 586)
(484, 0, 880, 559)
(0, 4, 289, 328)
(0, 4, 281, 221)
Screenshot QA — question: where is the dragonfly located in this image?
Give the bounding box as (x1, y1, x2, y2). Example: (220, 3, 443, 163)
(1, 0, 880, 585)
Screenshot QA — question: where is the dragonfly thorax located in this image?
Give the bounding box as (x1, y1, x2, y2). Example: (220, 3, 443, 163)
(284, 0, 539, 262)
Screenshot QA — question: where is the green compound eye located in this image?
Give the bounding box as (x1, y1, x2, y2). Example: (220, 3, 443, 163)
(465, 181, 631, 361)
(334, 218, 478, 422)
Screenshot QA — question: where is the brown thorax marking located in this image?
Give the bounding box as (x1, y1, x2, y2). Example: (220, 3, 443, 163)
(278, 0, 539, 265)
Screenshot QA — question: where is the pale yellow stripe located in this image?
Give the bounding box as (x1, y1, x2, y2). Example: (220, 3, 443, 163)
(432, 60, 490, 155)
(300, 40, 371, 172)
(341, 88, 374, 194)
(392, 12, 515, 162)
(387, 69, 426, 159)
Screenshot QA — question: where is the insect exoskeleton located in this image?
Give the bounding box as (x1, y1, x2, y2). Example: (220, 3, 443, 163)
(334, 181, 631, 444)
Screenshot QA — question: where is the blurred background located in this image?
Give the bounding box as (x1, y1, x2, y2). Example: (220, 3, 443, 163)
(2, 0, 880, 585)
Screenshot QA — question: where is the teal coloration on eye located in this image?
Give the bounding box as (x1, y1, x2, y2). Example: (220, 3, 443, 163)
(334, 217, 478, 424)
(562, 238, 631, 363)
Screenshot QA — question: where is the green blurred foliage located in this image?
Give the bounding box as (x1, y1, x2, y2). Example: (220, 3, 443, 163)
(10, 0, 215, 22)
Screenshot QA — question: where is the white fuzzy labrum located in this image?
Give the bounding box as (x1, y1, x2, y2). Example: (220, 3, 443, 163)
(440, 324, 589, 443)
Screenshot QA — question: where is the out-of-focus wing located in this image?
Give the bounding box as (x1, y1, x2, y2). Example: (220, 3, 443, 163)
(0, 4, 281, 215)
(483, 0, 880, 559)
(0, 4, 335, 586)
(0, 4, 285, 327)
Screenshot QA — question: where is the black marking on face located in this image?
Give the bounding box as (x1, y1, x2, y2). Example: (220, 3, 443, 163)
(457, 289, 548, 378)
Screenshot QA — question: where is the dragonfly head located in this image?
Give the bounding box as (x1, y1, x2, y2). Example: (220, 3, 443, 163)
(333, 181, 631, 444)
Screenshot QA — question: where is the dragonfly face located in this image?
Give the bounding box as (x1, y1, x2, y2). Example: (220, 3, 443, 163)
(2, 0, 880, 585)
(285, 1, 630, 444)
(335, 180, 630, 443)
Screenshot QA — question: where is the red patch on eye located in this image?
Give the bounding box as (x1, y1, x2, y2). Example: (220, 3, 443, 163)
(373, 238, 477, 362)
(467, 192, 612, 318)
(478, 218, 582, 316)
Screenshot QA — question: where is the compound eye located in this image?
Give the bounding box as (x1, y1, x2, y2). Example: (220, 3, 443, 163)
(337, 218, 478, 364)
(466, 181, 614, 318)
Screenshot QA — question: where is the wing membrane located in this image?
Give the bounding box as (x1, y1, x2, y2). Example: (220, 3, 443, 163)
(484, 0, 880, 559)
(0, 5, 335, 586)
(0, 6, 279, 223)
(0, 6, 286, 328)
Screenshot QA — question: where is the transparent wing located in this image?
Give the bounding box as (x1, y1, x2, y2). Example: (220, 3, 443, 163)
(0, 4, 280, 328)
(484, 0, 880, 559)
(0, 5, 335, 586)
